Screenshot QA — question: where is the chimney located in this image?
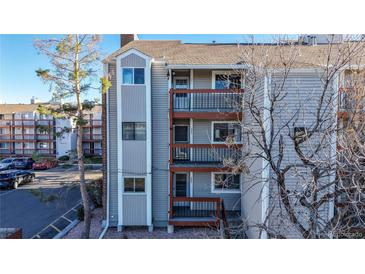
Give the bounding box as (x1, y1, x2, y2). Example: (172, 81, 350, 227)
(120, 34, 135, 48)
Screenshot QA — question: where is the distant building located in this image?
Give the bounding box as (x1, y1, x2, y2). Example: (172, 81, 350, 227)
(0, 103, 102, 158)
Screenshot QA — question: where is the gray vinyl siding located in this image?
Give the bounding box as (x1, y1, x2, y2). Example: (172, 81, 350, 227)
(122, 195, 147, 225)
(122, 141, 147, 175)
(193, 172, 241, 211)
(120, 53, 146, 67)
(193, 70, 211, 89)
(241, 77, 265, 238)
(267, 70, 334, 238)
(107, 62, 119, 226)
(151, 62, 169, 226)
(192, 120, 211, 143)
(121, 86, 146, 121)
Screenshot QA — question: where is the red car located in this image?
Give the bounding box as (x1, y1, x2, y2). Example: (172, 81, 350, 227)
(32, 159, 58, 170)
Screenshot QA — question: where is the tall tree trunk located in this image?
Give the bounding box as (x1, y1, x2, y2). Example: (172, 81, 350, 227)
(74, 34, 91, 239)
(78, 123, 91, 239)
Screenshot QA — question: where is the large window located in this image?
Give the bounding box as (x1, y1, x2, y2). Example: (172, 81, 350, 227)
(212, 122, 241, 143)
(214, 73, 241, 89)
(122, 122, 146, 140)
(124, 177, 145, 193)
(212, 173, 241, 193)
(122, 68, 145, 85)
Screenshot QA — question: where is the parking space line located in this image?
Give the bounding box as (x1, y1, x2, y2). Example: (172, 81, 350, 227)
(49, 224, 61, 233)
(30, 200, 82, 239)
(61, 216, 72, 223)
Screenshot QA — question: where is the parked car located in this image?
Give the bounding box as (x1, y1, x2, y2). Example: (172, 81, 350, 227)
(13, 157, 35, 169)
(32, 159, 58, 170)
(0, 170, 35, 189)
(0, 158, 21, 171)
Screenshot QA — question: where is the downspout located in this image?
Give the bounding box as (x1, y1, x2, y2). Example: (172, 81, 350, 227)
(99, 63, 111, 239)
(261, 73, 271, 239)
(328, 72, 339, 238)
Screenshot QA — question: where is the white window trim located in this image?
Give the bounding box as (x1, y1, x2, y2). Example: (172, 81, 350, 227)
(211, 121, 242, 144)
(211, 172, 241, 194)
(173, 76, 190, 89)
(122, 176, 146, 194)
(121, 67, 146, 86)
(211, 70, 243, 89)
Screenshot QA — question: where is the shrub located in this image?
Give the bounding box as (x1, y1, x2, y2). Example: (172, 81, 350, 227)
(86, 178, 103, 208)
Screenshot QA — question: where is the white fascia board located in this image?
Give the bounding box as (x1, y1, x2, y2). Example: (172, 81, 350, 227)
(166, 64, 249, 70)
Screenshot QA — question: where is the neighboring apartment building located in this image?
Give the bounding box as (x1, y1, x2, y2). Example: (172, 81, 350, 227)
(102, 35, 363, 238)
(0, 104, 102, 158)
(82, 107, 102, 156)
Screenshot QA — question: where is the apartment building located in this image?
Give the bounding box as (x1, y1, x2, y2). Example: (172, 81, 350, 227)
(102, 35, 363, 238)
(83, 107, 102, 156)
(0, 104, 102, 158)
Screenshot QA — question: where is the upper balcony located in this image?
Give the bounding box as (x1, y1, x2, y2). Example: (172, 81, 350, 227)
(169, 89, 244, 120)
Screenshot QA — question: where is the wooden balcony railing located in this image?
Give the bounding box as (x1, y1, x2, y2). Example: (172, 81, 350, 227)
(171, 143, 243, 165)
(170, 89, 244, 112)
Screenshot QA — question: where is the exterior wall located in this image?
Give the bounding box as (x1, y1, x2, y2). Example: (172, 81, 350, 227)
(267, 70, 336, 238)
(107, 62, 119, 226)
(55, 118, 74, 157)
(193, 70, 211, 89)
(193, 172, 241, 210)
(242, 77, 265, 239)
(151, 62, 169, 226)
(122, 195, 147, 225)
(116, 50, 152, 227)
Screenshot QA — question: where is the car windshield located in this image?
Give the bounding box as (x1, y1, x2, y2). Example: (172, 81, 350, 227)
(1, 159, 12, 163)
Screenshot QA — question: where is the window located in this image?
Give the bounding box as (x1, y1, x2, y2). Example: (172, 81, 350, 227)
(212, 122, 241, 143)
(174, 77, 189, 97)
(174, 125, 189, 143)
(124, 177, 145, 192)
(214, 73, 241, 89)
(0, 114, 4, 120)
(39, 142, 48, 149)
(212, 173, 241, 193)
(122, 68, 145, 85)
(122, 122, 146, 140)
(294, 127, 308, 141)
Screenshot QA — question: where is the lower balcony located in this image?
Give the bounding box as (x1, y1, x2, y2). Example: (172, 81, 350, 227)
(169, 197, 222, 226)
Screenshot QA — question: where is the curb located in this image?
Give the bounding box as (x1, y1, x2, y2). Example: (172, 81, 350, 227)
(53, 219, 80, 239)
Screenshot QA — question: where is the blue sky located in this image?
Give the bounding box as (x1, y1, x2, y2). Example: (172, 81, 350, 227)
(0, 34, 297, 104)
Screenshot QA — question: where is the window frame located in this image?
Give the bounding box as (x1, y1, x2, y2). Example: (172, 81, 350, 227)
(121, 67, 146, 86)
(122, 122, 146, 141)
(123, 177, 146, 193)
(211, 172, 241, 193)
(211, 71, 243, 89)
(211, 121, 242, 144)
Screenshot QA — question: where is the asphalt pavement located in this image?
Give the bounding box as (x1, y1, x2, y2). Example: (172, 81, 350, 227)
(0, 167, 101, 238)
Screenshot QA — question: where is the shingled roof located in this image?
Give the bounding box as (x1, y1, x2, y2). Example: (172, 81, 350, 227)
(104, 40, 365, 68)
(0, 104, 102, 115)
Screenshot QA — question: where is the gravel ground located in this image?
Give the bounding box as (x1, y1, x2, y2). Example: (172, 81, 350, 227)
(105, 226, 222, 239)
(63, 208, 104, 239)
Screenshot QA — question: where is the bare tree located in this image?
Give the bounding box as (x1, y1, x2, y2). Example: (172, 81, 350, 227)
(222, 35, 365, 238)
(34, 35, 102, 238)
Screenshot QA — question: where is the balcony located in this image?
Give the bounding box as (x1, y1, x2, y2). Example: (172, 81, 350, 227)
(82, 133, 102, 141)
(170, 89, 243, 120)
(171, 144, 242, 168)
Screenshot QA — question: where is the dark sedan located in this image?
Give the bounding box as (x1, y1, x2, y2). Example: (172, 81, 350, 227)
(0, 170, 35, 189)
(14, 157, 35, 169)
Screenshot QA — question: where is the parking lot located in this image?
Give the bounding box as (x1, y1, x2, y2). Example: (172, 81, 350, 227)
(0, 166, 101, 238)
